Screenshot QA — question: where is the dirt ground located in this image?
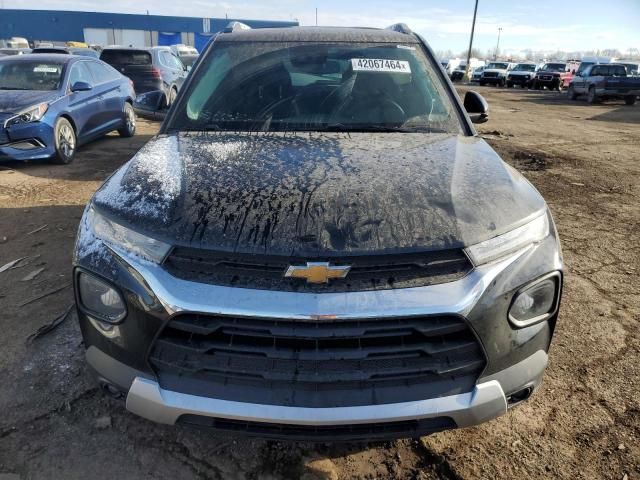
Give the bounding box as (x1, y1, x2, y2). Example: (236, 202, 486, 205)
(0, 86, 638, 480)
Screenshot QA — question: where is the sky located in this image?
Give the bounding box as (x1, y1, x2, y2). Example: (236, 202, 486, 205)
(6, 0, 640, 55)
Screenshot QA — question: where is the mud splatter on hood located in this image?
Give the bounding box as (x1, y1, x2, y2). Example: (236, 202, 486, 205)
(93, 131, 545, 256)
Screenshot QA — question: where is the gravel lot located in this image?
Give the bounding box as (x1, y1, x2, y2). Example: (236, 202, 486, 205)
(0, 86, 638, 479)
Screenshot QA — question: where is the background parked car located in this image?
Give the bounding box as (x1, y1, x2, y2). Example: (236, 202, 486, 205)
(0, 48, 32, 56)
(506, 62, 537, 88)
(531, 62, 568, 91)
(179, 54, 199, 72)
(32, 47, 99, 58)
(480, 61, 516, 87)
(471, 65, 485, 82)
(620, 61, 639, 76)
(0, 54, 136, 163)
(568, 63, 640, 105)
(100, 46, 187, 107)
(170, 44, 198, 57)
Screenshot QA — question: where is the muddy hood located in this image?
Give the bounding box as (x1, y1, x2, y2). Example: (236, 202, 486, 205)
(93, 132, 546, 257)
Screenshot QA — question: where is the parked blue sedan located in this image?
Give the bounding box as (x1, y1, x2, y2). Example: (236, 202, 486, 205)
(0, 54, 136, 164)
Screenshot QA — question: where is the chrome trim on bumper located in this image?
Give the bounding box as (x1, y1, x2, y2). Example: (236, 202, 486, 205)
(115, 246, 528, 320)
(126, 377, 507, 428)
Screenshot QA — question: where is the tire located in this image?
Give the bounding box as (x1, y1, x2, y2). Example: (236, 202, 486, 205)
(568, 84, 578, 100)
(506, 82, 513, 88)
(479, 81, 486, 86)
(624, 96, 637, 106)
(587, 86, 598, 104)
(556, 80, 563, 91)
(118, 102, 136, 137)
(50, 117, 76, 165)
(498, 78, 505, 87)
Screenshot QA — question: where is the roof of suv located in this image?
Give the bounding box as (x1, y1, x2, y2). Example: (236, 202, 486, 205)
(217, 26, 419, 44)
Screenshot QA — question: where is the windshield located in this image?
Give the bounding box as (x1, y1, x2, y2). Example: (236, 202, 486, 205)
(541, 63, 566, 72)
(0, 60, 64, 91)
(170, 41, 463, 134)
(100, 50, 152, 65)
(486, 62, 508, 70)
(577, 62, 594, 75)
(514, 64, 536, 72)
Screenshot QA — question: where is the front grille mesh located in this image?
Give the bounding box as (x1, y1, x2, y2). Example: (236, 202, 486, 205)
(178, 415, 456, 441)
(148, 313, 486, 408)
(163, 248, 473, 292)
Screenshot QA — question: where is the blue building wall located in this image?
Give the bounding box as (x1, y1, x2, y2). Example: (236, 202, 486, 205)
(0, 9, 297, 43)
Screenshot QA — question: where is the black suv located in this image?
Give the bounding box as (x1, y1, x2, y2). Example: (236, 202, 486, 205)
(74, 24, 563, 441)
(100, 47, 187, 106)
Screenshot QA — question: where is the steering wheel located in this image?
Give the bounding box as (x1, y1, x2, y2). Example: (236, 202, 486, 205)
(331, 96, 407, 126)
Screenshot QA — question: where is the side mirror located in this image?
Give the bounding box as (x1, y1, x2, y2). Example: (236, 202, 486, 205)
(133, 90, 169, 120)
(463, 90, 489, 124)
(70, 81, 92, 92)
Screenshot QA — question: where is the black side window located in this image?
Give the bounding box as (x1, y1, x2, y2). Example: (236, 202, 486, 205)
(68, 62, 93, 87)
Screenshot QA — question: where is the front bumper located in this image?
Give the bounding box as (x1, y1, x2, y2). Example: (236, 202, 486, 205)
(508, 76, 532, 85)
(75, 212, 562, 439)
(534, 76, 560, 86)
(90, 345, 546, 433)
(480, 76, 503, 84)
(0, 121, 55, 161)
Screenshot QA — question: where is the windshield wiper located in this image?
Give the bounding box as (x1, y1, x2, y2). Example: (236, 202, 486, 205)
(317, 123, 414, 133)
(0, 87, 30, 90)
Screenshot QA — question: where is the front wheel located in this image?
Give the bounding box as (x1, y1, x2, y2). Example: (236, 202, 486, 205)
(506, 82, 513, 88)
(498, 78, 505, 87)
(587, 86, 598, 104)
(479, 80, 486, 86)
(568, 85, 578, 100)
(50, 117, 76, 164)
(118, 102, 136, 137)
(624, 96, 637, 106)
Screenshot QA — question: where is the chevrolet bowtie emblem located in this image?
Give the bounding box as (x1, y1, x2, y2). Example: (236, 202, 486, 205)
(284, 262, 351, 284)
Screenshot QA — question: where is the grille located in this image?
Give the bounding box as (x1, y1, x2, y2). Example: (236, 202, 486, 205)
(163, 248, 473, 292)
(483, 72, 498, 78)
(540, 75, 552, 80)
(178, 415, 456, 441)
(149, 313, 486, 408)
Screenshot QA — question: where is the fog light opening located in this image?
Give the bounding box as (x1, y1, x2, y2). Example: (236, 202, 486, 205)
(77, 272, 126, 324)
(507, 386, 533, 406)
(508, 272, 560, 327)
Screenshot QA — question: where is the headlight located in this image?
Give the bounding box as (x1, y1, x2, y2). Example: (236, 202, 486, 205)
(4, 103, 49, 128)
(465, 212, 549, 265)
(509, 273, 560, 327)
(77, 272, 126, 323)
(86, 206, 171, 264)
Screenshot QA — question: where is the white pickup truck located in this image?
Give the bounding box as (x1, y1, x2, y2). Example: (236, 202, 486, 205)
(479, 61, 517, 87)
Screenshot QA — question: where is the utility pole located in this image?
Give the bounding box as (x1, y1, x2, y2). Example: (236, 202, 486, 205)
(315, 8, 318, 26)
(494, 27, 503, 60)
(463, 0, 479, 83)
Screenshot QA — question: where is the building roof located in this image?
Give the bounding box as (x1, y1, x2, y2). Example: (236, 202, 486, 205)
(217, 26, 419, 44)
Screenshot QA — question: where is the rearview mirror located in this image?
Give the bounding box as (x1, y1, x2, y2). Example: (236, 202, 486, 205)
(71, 81, 92, 92)
(133, 90, 169, 120)
(463, 91, 489, 124)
